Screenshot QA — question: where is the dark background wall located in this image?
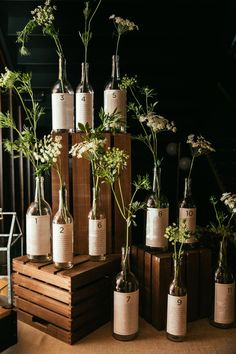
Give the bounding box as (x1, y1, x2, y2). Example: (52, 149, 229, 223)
(0, 0, 236, 244)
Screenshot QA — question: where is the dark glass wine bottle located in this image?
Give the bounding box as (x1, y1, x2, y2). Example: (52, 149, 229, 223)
(51, 55, 74, 132)
(179, 177, 198, 247)
(166, 258, 187, 341)
(76, 62, 94, 130)
(210, 236, 235, 328)
(52, 185, 73, 269)
(145, 166, 169, 251)
(113, 246, 139, 341)
(26, 176, 52, 262)
(88, 187, 106, 261)
(104, 54, 127, 132)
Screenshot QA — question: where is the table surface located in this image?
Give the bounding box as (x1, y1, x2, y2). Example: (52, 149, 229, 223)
(2, 317, 236, 354)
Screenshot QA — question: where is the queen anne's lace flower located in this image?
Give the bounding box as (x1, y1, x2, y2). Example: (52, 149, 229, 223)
(221, 192, 236, 213)
(31, 0, 56, 27)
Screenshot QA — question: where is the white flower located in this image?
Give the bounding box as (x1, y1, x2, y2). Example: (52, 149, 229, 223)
(187, 134, 215, 156)
(221, 192, 236, 213)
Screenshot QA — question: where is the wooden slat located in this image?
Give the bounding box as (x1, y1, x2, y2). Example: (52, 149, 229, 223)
(13, 254, 120, 292)
(18, 310, 71, 344)
(18, 308, 110, 345)
(199, 248, 212, 318)
(151, 253, 172, 330)
(13, 273, 70, 304)
(51, 132, 70, 216)
(186, 249, 200, 322)
(72, 132, 91, 254)
(101, 133, 112, 254)
(0, 307, 11, 320)
(113, 133, 132, 252)
(137, 246, 145, 316)
(143, 250, 152, 322)
(13, 285, 70, 317)
(15, 297, 71, 330)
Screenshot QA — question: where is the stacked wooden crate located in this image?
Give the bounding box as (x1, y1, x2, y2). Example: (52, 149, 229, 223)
(131, 245, 212, 330)
(13, 254, 120, 344)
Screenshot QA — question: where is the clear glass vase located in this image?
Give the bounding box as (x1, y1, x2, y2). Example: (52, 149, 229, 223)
(26, 176, 52, 262)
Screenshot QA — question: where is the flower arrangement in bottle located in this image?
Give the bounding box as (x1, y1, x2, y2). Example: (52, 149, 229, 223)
(179, 134, 215, 246)
(122, 77, 177, 250)
(104, 15, 138, 133)
(207, 192, 236, 328)
(16, 0, 63, 58)
(164, 221, 190, 341)
(76, 0, 102, 129)
(16, 0, 74, 131)
(0, 67, 63, 262)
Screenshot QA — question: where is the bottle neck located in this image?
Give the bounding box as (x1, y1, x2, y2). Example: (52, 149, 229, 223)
(121, 246, 131, 274)
(58, 55, 67, 82)
(173, 258, 183, 284)
(111, 54, 120, 80)
(34, 176, 45, 202)
(153, 165, 161, 196)
(183, 177, 192, 198)
(218, 237, 228, 269)
(58, 185, 68, 212)
(81, 62, 89, 83)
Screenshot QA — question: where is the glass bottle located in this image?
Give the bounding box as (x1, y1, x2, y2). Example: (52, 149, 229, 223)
(51, 55, 74, 132)
(52, 185, 73, 269)
(76, 62, 94, 130)
(26, 176, 52, 262)
(166, 257, 187, 341)
(104, 54, 127, 132)
(210, 236, 235, 328)
(179, 177, 198, 247)
(88, 187, 106, 261)
(145, 166, 169, 251)
(113, 246, 139, 341)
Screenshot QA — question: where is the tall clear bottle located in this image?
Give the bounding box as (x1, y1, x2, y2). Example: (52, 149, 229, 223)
(76, 62, 94, 129)
(26, 176, 52, 262)
(166, 258, 187, 341)
(51, 55, 74, 132)
(52, 185, 73, 269)
(145, 166, 169, 251)
(113, 246, 139, 341)
(179, 177, 198, 247)
(210, 236, 235, 328)
(88, 187, 106, 261)
(104, 54, 127, 132)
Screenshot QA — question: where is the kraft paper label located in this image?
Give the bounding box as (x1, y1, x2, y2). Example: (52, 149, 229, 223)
(89, 218, 106, 255)
(167, 294, 187, 336)
(26, 215, 51, 255)
(113, 290, 139, 336)
(53, 223, 73, 263)
(52, 93, 74, 130)
(104, 89, 127, 121)
(214, 282, 235, 324)
(76, 92, 93, 127)
(179, 207, 196, 242)
(146, 207, 169, 247)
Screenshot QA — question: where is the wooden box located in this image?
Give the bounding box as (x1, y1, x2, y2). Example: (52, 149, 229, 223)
(12, 254, 120, 344)
(51, 132, 131, 255)
(0, 307, 17, 352)
(131, 245, 212, 330)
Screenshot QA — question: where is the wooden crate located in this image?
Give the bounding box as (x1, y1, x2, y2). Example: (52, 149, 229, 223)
(131, 245, 212, 330)
(0, 307, 17, 352)
(51, 132, 131, 255)
(12, 254, 120, 344)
